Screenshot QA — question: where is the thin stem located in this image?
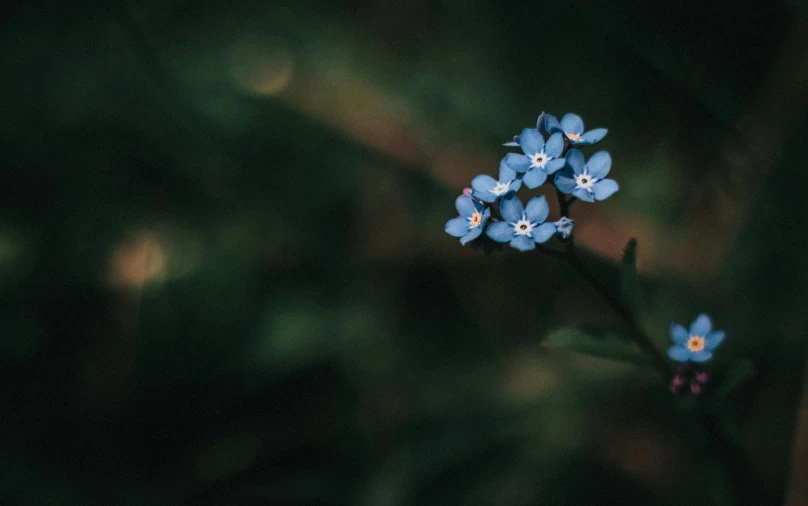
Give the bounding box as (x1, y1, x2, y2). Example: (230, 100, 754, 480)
(566, 251, 673, 377)
(549, 188, 673, 378)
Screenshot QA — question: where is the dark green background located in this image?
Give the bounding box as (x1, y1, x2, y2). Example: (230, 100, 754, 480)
(2, 1, 808, 504)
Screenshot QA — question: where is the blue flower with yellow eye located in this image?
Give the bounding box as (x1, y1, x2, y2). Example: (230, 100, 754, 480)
(445, 195, 490, 245)
(471, 159, 522, 203)
(485, 193, 556, 251)
(667, 314, 725, 363)
(554, 149, 619, 202)
(544, 113, 607, 146)
(503, 129, 566, 189)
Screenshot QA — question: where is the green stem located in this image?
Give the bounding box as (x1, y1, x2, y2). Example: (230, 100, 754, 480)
(544, 187, 673, 378)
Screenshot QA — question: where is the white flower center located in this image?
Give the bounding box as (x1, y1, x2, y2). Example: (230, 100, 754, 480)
(511, 216, 535, 236)
(467, 211, 482, 229)
(491, 181, 510, 196)
(529, 150, 552, 169)
(566, 132, 582, 141)
(574, 171, 598, 191)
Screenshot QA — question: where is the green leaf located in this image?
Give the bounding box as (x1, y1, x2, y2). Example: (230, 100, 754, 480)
(545, 326, 649, 366)
(711, 359, 757, 401)
(620, 238, 641, 318)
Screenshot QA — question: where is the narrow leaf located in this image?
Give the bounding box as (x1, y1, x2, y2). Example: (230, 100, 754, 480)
(711, 359, 756, 401)
(545, 326, 649, 366)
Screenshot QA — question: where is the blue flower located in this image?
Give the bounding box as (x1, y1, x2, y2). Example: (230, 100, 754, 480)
(667, 314, 725, 363)
(554, 217, 574, 239)
(445, 195, 490, 245)
(503, 129, 566, 189)
(471, 159, 522, 203)
(544, 113, 607, 146)
(554, 149, 619, 202)
(485, 194, 556, 251)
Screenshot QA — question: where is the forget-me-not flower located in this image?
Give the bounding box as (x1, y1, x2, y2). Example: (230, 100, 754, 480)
(554, 149, 619, 202)
(545, 113, 607, 146)
(504, 129, 566, 189)
(554, 217, 574, 239)
(667, 313, 725, 363)
(445, 195, 490, 245)
(471, 159, 522, 203)
(485, 194, 556, 251)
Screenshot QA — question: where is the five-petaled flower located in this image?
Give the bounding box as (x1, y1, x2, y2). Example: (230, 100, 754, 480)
(554, 149, 619, 202)
(445, 195, 490, 245)
(471, 159, 522, 203)
(545, 113, 608, 146)
(504, 129, 566, 189)
(485, 194, 556, 251)
(667, 313, 725, 363)
(554, 217, 575, 239)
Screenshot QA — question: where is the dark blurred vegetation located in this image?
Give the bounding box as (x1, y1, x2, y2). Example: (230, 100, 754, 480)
(2, 0, 808, 504)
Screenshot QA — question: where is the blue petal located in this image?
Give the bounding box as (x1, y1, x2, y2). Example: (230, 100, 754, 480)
(499, 193, 524, 223)
(545, 132, 564, 157)
(460, 225, 482, 245)
(669, 323, 689, 344)
(531, 222, 556, 243)
(445, 217, 468, 237)
(554, 172, 576, 194)
(667, 346, 690, 362)
(582, 128, 607, 144)
(471, 174, 497, 192)
(510, 235, 535, 251)
(503, 141, 520, 147)
(705, 330, 725, 350)
(525, 195, 549, 223)
(690, 351, 713, 363)
(543, 113, 562, 134)
(522, 168, 547, 189)
(455, 196, 476, 217)
(689, 314, 713, 336)
(565, 149, 585, 175)
(486, 221, 513, 242)
(593, 179, 619, 200)
(504, 153, 531, 173)
(509, 178, 522, 192)
(480, 207, 491, 224)
(544, 158, 565, 175)
(519, 128, 544, 155)
(586, 151, 612, 179)
(535, 112, 546, 132)
(499, 160, 517, 182)
(472, 190, 496, 203)
(572, 187, 595, 202)
(560, 113, 584, 135)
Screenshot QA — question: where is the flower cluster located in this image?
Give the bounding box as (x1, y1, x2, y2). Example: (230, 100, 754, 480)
(667, 313, 726, 395)
(445, 110, 730, 397)
(445, 112, 618, 251)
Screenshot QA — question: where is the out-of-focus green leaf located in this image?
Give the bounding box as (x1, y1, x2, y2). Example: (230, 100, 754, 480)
(620, 238, 641, 318)
(711, 359, 757, 402)
(545, 326, 649, 366)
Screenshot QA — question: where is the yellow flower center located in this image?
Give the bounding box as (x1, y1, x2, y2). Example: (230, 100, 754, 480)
(566, 132, 582, 141)
(469, 211, 482, 227)
(686, 336, 705, 352)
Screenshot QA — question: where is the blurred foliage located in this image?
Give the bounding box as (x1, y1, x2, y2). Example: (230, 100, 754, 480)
(1, 0, 808, 505)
